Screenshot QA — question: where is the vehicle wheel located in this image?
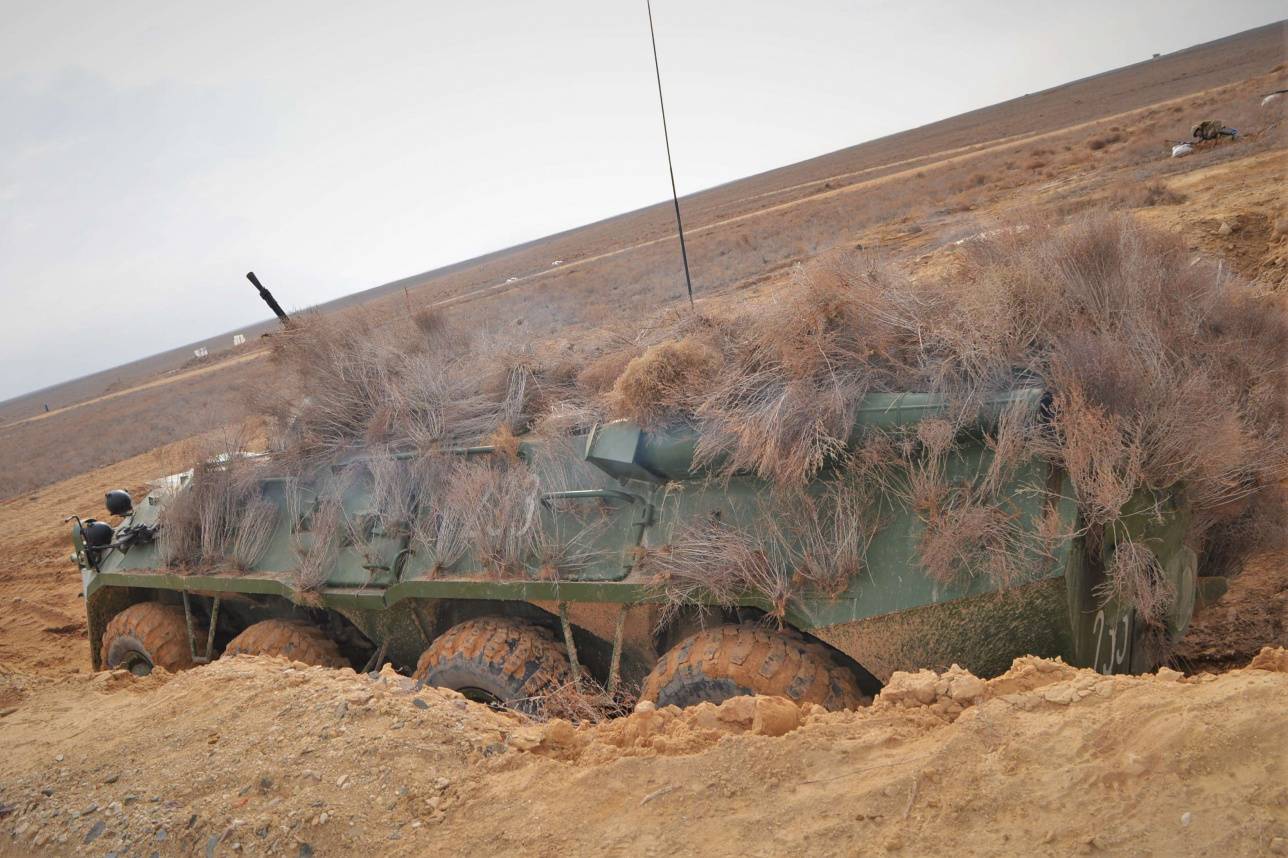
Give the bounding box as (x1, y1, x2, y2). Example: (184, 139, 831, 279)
(100, 602, 203, 676)
(640, 623, 866, 711)
(224, 619, 349, 668)
(413, 616, 572, 712)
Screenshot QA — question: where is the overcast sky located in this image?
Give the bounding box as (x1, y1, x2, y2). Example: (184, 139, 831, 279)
(1, 2, 1283, 401)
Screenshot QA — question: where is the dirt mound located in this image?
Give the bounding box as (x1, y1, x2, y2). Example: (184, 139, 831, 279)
(2, 653, 1285, 856)
(1176, 552, 1288, 670)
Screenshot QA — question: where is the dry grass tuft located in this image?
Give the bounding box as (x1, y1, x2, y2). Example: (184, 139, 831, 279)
(157, 433, 275, 570)
(1096, 540, 1173, 626)
(609, 338, 724, 425)
(519, 677, 636, 724)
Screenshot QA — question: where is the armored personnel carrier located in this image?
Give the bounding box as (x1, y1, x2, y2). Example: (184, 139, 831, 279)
(70, 388, 1204, 711)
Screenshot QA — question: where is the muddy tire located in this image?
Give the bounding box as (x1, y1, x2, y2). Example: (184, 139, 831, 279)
(224, 619, 349, 668)
(414, 616, 571, 712)
(641, 623, 866, 711)
(100, 602, 202, 675)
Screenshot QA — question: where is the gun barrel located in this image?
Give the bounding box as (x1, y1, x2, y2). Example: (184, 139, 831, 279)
(246, 271, 290, 325)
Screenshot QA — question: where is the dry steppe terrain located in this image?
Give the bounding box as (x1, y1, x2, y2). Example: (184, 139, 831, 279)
(0, 20, 1285, 857)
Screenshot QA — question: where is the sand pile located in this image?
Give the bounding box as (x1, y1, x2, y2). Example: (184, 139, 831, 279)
(9, 651, 1284, 855)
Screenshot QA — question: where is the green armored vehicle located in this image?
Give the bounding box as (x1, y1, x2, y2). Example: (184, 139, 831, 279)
(70, 388, 1205, 711)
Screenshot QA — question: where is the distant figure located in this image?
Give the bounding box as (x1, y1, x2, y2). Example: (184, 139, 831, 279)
(43, 403, 49, 413)
(1191, 120, 1237, 141)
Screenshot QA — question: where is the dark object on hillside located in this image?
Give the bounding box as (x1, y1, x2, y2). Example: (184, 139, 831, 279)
(1191, 120, 1237, 141)
(246, 271, 290, 326)
(105, 490, 132, 516)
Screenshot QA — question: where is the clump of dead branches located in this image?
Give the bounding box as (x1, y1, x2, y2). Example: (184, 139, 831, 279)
(158, 210, 1285, 627)
(158, 435, 277, 571)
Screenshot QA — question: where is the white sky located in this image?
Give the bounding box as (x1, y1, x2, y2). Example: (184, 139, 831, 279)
(1, 1, 1283, 401)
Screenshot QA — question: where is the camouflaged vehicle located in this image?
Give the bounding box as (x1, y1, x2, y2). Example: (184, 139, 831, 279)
(70, 389, 1211, 710)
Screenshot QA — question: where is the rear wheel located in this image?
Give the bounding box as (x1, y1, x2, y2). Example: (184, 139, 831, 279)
(100, 602, 202, 676)
(224, 619, 349, 668)
(641, 623, 866, 711)
(414, 616, 572, 713)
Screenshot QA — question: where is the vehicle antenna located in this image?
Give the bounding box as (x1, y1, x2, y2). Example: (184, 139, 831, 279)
(646, 0, 694, 308)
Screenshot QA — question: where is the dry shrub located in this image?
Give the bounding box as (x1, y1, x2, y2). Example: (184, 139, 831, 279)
(158, 434, 276, 570)
(646, 479, 879, 622)
(258, 306, 564, 466)
(1096, 540, 1173, 626)
(1087, 132, 1123, 151)
(609, 337, 723, 425)
(645, 515, 797, 625)
(577, 349, 638, 394)
(917, 492, 1034, 587)
(231, 497, 278, 569)
(446, 458, 541, 577)
(408, 456, 474, 574)
(1114, 181, 1187, 208)
(289, 476, 351, 592)
(219, 210, 1283, 622)
(631, 212, 1284, 609)
(520, 677, 635, 723)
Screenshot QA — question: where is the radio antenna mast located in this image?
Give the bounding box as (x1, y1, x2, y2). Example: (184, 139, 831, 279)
(646, 0, 694, 307)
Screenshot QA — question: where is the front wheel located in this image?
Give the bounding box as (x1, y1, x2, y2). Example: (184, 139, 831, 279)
(641, 623, 867, 711)
(414, 617, 572, 713)
(100, 602, 202, 676)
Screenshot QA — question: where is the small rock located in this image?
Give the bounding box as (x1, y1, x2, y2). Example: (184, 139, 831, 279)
(335, 774, 350, 789)
(103, 773, 120, 784)
(156, 828, 168, 841)
(1217, 221, 1233, 236)
(1180, 811, 1192, 826)
(947, 673, 987, 703)
(1268, 836, 1285, 855)
(0, 707, 16, 718)
(83, 802, 99, 814)
(716, 696, 757, 727)
(298, 845, 315, 858)
(40, 787, 53, 797)
(84, 820, 106, 844)
(506, 729, 542, 751)
(206, 833, 220, 858)
(54, 754, 64, 762)
(542, 719, 577, 745)
(334, 701, 348, 720)
(412, 698, 429, 710)
(434, 778, 451, 791)
(751, 697, 801, 737)
(633, 700, 656, 714)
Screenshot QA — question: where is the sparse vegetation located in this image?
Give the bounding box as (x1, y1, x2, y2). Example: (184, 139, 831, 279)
(1087, 132, 1124, 150)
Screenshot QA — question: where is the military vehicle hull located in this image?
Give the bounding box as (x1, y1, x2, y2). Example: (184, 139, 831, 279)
(74, 390, 1203, 704)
